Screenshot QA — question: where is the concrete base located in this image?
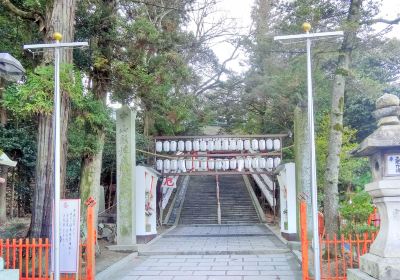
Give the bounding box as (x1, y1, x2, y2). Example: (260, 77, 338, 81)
(281, 232, 298, 241)
(359, 253, 400, 280)
(347, 269, 376, 280)
(0, 269, 19, 280)
(107, 244, 138, 252)
(137, 234, 157, 244)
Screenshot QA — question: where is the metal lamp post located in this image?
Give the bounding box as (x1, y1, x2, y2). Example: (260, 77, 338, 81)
(24, 33, 88, 280)
(274, 23, 343, 280)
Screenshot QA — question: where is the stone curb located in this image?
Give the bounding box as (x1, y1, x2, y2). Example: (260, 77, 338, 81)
(95, 252, 138, 280)
(138, 248, 290, 256)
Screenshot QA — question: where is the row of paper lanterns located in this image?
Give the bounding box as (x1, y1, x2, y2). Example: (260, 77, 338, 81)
(155, 139, 281, 153)
(156, 157, 281, 173)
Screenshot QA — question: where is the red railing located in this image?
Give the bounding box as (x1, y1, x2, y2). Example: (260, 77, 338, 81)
(300, 200, 379, 280)
(0, 198, 96, 280)
(0, 238, 87, 280)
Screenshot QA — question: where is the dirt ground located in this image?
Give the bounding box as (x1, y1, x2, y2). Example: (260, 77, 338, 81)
(95, 239, 130, 274)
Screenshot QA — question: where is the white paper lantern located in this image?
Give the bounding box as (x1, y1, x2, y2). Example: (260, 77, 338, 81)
(156, 141, 163, 153)
(156, 159, 163, 171)
(207, 140, 214, 151)
(215, 159, 222, 170)
(245, 157, 252, 169)
(222, 139, 229, 150)
(267, 157, 274, 169)
(193, 140, 200, 151)
(237, 139, 244, 151)
(170, 141, 177, 152)
(252, 158, 259, 169)
(178, 140, 185, 152)
(223, 159, 230, 170)
(185, 159, 193, 170)
(193, 159, 200, 170)
(259, 158, 266, 169)
(251, 139, 259, 151)
(185, 140, 192, 152)
(230, 158, 237, 169)
(208, 159, 215, 170)
(273, 139, 281, 151)
(229, 139, 237, 150)
(163, 141, 170, 152)
(215, 139, 222, 150)
(164, 159, 170, 172)
(244, 139, 251, 150)
(259, 139, 266, 151)
(237, 158, 244, 171)
(274, 157, 281, 168)
(200, 140, 207, 151)
(200, 158, 207, 169)
(170, 159, 177, 171)
(266, 139, 273, 150)
(178, 159, 186, 172)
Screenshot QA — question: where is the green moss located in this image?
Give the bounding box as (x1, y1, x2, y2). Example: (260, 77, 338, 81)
(335, 67, 349, 76)
(333, 123, 343, 132)
(339, 97, 344, 112)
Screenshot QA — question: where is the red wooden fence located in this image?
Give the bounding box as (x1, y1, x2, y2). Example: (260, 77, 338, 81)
(0, 238, 87, 280)
(300, 200, 379, 280)
(0, 198, 96, 280)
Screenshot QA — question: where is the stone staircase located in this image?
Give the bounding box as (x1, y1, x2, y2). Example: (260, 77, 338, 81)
(178, 175, 260, 224)
(219, 175, 260, 224)
(179, 176, 218, 224)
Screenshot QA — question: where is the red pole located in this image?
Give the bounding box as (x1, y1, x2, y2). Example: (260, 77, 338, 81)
(300, 200, 309, 280)
(85, 197, 96, 280)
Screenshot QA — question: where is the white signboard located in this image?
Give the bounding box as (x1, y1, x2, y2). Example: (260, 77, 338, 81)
(59, 199, 81, 273)
(386, 154, 400, 176)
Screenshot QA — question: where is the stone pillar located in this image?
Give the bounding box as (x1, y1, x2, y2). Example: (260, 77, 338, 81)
(109, 105, 137, 251)
(294, 104, 312, 237)
(348, 93, 400, 280)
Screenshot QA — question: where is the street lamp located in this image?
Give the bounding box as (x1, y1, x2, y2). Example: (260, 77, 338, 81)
(24, 33, 88, 280)
(0, 53, 25, 82)
(274, 24, 343, 280)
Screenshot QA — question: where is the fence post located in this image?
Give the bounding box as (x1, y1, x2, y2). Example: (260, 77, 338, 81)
(85, 197, 96, 280)
(300, 200, 309, 280)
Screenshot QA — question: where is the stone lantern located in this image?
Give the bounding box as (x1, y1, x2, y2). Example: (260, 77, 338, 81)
(348, 93, 400, 280)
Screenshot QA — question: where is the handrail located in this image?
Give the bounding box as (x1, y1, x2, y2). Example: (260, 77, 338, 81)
(216, 175, 221, 224)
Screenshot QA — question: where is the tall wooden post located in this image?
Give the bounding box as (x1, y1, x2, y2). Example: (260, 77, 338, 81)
(85, 197, 96, 280)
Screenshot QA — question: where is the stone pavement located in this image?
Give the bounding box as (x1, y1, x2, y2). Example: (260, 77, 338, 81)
(109, 225, 302, 280)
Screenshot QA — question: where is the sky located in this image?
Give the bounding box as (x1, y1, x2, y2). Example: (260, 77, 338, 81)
(212, 0, 400, 73)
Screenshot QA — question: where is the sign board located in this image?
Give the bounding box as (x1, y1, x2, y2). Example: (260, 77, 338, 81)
(386, 154, 400, 176)
(59, 199, 81, 273)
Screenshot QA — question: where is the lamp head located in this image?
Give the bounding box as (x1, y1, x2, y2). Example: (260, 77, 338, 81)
(53, 32, 63, 42)
(302, 22, 311, 33)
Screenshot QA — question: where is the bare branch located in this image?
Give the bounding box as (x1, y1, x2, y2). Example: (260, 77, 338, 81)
(0, 0, 45, 31)
(363, 16, 400, 25)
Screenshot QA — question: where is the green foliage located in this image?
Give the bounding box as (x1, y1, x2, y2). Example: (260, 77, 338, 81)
(316, 113, 371, 194)
(339, 191, 376, 235)
(2, 64, 83, 116)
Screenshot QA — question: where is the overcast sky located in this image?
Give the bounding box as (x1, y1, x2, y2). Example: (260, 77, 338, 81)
(212, 0, 400, 73)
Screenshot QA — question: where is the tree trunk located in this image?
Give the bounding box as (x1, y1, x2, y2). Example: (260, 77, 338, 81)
(323, 0, 362, 237)
(79, 133, 105, 237)
(0, 166, 8, 224)
(29, 0, 76, 238)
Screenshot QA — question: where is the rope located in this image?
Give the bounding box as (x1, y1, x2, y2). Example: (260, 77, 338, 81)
(136, 148, 177, 159)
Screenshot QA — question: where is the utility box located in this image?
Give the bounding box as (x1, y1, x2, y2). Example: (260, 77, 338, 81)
(136, 166, 159, 243)
(276, 163, 297, 240)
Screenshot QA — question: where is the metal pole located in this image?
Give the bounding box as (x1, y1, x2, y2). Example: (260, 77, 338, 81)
(306, 33, 321, 280)
(53, 41, 61, 280)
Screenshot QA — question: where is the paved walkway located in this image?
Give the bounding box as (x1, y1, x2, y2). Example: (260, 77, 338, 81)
(109, 225, 302, 280)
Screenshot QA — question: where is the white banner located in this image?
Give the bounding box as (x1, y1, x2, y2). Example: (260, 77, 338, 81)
(59, 199, 81, 273)
(161, 176, 178, 188)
